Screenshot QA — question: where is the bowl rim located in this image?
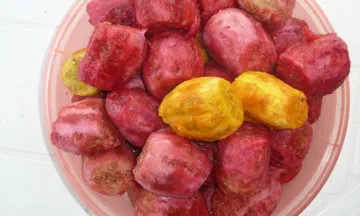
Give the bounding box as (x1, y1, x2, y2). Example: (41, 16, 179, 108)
(39, 0, 350, 215)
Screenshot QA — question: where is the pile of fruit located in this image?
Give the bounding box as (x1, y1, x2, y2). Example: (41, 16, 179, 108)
(51, 0, 351, 215)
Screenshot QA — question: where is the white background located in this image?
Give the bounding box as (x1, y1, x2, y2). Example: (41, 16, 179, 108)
(0, 0, 359, 215)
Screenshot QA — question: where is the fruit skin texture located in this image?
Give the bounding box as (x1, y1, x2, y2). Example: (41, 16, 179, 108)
(204, 62, 234, 82)
(245, 177, 282, 216)
(134, 0, 200, 37)
(211, 177, 281, 216)
(268, 165, 302, 184)
(267, 18, 309, 55)
(133, 131, 212, 198)
(82, 144, 136, 196)
(79, 23, 147, 91)
(211, 189, 248, 216)
(106, 88, 165, 148)
(270, 122, 313, 169)
(122, 75, 145, 90)
(87, 0, 135, 26)
(199, 0, 237, 22)
(194, 141, 218, 186)
(237, 0, 296, 28)
(200, 186, 216, 215)
(135, 189, 210, 216)
(307, 97, 323, 124)
(276, 33, 351, 98)
(202, 8, 277, 76)
(159, 77, 244, 141)
(61, 49, 100, 96)
(232, 71, 308, 130)
(51, 99, 124, 155)
(217, 123, 270, 197)
(142, 32, 204, 100)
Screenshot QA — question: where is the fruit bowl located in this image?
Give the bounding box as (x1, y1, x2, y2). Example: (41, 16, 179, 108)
(40, 0, 350, 215)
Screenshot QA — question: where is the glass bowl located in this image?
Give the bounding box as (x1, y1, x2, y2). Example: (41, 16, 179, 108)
(40, 0, 350, 215)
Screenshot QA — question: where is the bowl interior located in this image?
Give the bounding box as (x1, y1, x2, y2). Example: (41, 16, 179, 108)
(41, 0, 350, 215)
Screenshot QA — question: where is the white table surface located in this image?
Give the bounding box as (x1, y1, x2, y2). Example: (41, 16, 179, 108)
(0, 0, 359, 215)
